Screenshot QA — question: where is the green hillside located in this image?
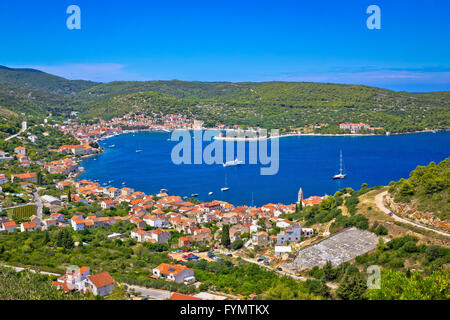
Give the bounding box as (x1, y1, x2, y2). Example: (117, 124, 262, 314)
(80, 81, 450, 133)
(0, 66, 448, 133)
(0, 66, 97, 96)
(388, 158, 450, 220)
(0, 83, 80, 117)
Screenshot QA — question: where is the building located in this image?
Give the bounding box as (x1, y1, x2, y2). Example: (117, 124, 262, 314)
(28, 135, 38, 143)
(14, 146, 26, 155)
(1, 221, 17, 233)
(0, 174, 7, 184)
(53, 266, 114, 296)
(302, 195, 329, 207)
(297, 187, 303, 205)
(85, 272, 115, 296)
(11, 172, 37, 183)
(170, 292, 201, 300)
(41, 195, 62, 206)
(152, 263, 195, 284)
(101, 200, 117, 209)
(252, 231, 268, 246)
(339, 123, 370, 133)
(20, 221, 36, 232)
(276, 223, 302, 245)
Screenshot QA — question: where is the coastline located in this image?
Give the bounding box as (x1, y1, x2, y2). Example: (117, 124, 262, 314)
(212, 128, 448, 141)
(94, 127, 449, 144)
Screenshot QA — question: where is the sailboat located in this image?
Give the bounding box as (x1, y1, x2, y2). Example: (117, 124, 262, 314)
(333, 150, 347, 180)
(221, 174, 230, 191)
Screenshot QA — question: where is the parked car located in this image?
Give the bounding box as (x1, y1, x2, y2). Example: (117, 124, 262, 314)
(277, 267, 283, 271)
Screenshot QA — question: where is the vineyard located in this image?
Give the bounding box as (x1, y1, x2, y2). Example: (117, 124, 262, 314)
(7, 205, 37, 220)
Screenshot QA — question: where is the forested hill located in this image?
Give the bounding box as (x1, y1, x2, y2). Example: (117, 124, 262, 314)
(0, 83, 80, 116)
(79, 81, 450, 132)
(0, 65, 98, 96)
(0, 66, 449, 133)
(389, 158, 449, 221)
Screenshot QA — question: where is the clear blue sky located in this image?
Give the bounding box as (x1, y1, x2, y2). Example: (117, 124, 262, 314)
(1, 0, 449, 91)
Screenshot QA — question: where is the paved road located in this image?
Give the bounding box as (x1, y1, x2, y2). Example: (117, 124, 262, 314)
(5, 121, 27, 141)
(1, 264, 60, 276)
(126, 285, 172, 300)
(375, 191, 450, 238)
(34, 191, 43, 219)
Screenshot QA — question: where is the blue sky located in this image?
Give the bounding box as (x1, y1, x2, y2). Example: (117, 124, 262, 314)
(0, 0, 449, 91)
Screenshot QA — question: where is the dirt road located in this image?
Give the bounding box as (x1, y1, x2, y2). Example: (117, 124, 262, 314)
(375, 191, 449, 238)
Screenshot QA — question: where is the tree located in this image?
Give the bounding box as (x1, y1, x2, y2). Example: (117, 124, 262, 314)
(323, 261, 337, 281)
(42, 231, 50, 245)
(68, 189, 72, 203)
(336, 272, 367, 300)
(221, 225, 230, 247)
(366, 268, 449, 300)
(231, 239, 244, 250)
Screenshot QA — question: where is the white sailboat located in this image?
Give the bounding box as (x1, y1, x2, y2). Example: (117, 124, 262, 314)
(221, 174, 230, 191)
(333, 150, 347, 180)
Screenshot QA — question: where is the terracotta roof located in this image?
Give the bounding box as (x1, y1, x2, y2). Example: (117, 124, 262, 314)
(2, 221, 16, 227)
(156, 263, 190, 276)
(170, 292, 201, 300)
(88, 272, 114, 288)
(22, 221, 35, 229)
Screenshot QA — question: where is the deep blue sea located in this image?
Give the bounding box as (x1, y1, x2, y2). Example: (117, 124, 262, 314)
(79, 131, 450, 207)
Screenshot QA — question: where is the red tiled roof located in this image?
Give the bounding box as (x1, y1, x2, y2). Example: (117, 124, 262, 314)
(88, 272, 114, 288)
(170, 292, 201, 300)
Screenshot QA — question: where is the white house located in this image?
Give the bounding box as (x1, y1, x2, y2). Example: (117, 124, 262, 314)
(276, 219, 293, 229)
(71, 215, 85, 231)
(20, 221, 36, 232)
(85, 272, 115, 296)
(1, 221, 17, 233)
(53, 266, 114, 296)
(152, 263, 195, 284)
(101, 200, 117, 210)
(144, 214, 164, 228)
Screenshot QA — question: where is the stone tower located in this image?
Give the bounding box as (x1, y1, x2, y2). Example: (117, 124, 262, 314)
(297, 187, 303, 205)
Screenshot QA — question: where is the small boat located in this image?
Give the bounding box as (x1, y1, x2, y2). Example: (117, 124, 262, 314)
(223, 159, 244, 167)
(136, 150, 142, 153)
(122, 182, 126, 185)
(208, 192, 213, 196)
(333, 150, 346, 180)
(183, 196, 188, 199)
(109, 144, 115, 148)
(191, 193, 198, 197)
(160, 188, 168, 193)
(221, 187, 229, 192)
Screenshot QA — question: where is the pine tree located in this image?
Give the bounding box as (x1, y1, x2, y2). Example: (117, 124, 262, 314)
(221, 225, 231, 247)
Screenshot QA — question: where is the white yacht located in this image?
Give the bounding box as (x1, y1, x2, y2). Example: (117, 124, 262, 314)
(333, 150, 347, 180)
(223, 159, 244, 167)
